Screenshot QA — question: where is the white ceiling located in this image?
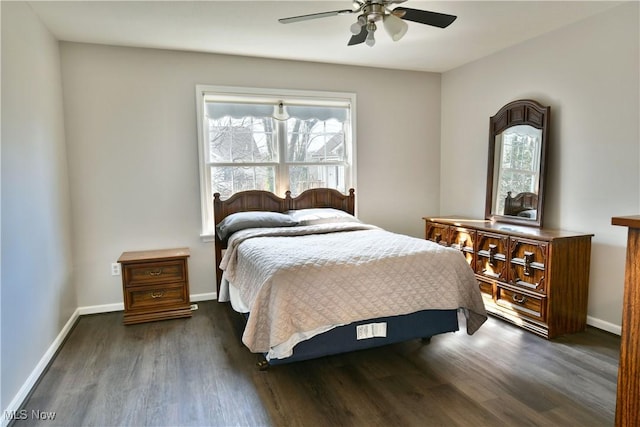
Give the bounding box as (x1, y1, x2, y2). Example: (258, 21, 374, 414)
(28, 1, 622, 73)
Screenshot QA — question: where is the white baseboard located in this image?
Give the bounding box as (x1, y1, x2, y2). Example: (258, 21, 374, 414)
(587, 316, 621, 336)
(190, 292, 217, 302)
(1, 292, 217, 427)
(77, 302, 124, 315)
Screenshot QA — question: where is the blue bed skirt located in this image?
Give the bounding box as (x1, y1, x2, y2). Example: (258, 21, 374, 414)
(251, 309, 459, 366)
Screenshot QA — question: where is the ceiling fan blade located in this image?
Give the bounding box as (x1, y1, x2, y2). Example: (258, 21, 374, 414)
(279, 9, 355, 24)
(393, 8, 457, 28)
(348, 25, 367, 46)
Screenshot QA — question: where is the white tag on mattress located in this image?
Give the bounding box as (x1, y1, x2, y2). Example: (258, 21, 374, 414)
(356, 322, 387, 340)
(356, 324, 372, 339)
(373, 322, 387, 337)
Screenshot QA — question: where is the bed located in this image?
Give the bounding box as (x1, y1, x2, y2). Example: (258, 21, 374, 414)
(213, 188, 487, 368)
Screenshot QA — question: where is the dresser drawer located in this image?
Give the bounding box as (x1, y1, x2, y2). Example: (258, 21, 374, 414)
(508, 238, 547, 293)
(475, 231, 508, 281)
(477, 277, 494, 298)
(509, 264, 546, 294)
(124, 260, 186, 285)
(496, 285, 546, 321)
(425, 222, 449, 246)
(449, 227, 475, 265)
(125, 282, 188, 311)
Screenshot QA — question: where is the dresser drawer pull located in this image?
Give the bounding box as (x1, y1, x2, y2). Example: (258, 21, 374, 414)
(523, 251, 534, 276)
(148, 269, 163, 276)
(512, 294, 527, 304)
(150, 291, 165, 298)
(488, 244, 498, 266)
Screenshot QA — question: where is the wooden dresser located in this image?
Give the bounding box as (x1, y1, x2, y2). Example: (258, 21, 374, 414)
(611, 215, 640, 426)
(424, 217, 593, 339)
(118, 248, 192, 325)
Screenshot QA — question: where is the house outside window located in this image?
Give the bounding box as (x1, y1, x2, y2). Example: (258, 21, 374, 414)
(195, 85, 356, 239)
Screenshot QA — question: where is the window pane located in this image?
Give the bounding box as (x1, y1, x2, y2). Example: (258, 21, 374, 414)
(289, 165, 345, 196)
(500, 130, 540, 196)
(499, 170, 536, 193)
(208, 116, 277, 163)
(211, 166, 275, 199)
(496, 171, 536, 213)
(286, 118, 345, 162)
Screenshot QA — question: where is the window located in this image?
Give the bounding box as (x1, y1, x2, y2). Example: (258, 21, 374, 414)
(196, 85, 356, 238)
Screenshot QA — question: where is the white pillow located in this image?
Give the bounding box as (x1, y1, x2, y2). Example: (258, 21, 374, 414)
(286, 208, 359, 226)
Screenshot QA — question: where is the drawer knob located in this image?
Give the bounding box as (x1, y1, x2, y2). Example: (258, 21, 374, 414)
(148, 269, 163, 276)
(512, 294, 527, 304)
(150, 291, 165, 298)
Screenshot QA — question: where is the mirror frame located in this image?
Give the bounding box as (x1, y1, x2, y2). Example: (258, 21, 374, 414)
(485, 99, 550, 228)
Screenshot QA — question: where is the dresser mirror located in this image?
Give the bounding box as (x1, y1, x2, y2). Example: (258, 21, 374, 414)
(485, 99, 550, 227)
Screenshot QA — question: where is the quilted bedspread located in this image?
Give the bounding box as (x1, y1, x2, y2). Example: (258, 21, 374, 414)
(219, 223, 487, 354)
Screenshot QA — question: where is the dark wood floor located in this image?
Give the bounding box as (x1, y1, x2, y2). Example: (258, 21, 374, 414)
(15, 301, 619, 426)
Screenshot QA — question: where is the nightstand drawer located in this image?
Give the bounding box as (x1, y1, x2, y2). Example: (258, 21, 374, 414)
(124, 260, 186, 285)
(125, 282, 188, 311)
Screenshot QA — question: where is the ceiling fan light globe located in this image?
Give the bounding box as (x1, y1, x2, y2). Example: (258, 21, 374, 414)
(383, 13, 408, 41)
(365, 30, 376, 47)
(350, 21, 362, 35)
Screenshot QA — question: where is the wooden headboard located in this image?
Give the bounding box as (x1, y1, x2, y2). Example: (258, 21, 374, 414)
(213, 188, 355, 295)
(504, 191, 538, 217)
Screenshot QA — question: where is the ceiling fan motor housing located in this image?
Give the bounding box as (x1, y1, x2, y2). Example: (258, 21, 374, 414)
(362, 3, 386, 23)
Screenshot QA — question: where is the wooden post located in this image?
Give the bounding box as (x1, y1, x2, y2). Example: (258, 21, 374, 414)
(612, 215, 640, 426)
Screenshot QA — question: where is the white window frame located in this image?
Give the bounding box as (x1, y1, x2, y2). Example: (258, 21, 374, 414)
(195, 85, 357, 240)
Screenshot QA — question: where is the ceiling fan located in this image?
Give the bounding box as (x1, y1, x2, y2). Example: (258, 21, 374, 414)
(278, 0, 457, 47)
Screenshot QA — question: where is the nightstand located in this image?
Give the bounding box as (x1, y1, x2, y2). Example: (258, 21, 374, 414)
(118, 247, 192, 325)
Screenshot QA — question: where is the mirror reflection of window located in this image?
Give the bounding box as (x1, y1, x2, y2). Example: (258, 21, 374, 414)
(493, 125, 542, 215)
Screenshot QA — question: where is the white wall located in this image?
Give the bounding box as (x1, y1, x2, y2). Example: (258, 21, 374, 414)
(1, 1, 76, 413)
(441, 2, 639, 330)
(59, 43, 442, 307)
